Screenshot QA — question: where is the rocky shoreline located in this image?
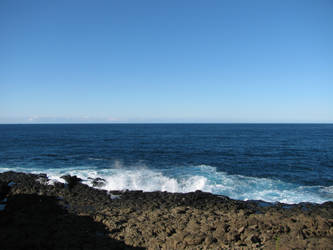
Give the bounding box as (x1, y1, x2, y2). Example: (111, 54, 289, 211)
(0, 171, 332, 249)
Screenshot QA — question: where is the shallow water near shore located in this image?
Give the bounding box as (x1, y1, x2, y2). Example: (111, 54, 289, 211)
(1, 124, 333, 204)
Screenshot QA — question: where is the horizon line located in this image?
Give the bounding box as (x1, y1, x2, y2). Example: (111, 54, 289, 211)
(1, 122, 333, 125)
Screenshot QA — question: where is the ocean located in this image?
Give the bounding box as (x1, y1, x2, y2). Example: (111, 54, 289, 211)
(0, 124, 332, 204)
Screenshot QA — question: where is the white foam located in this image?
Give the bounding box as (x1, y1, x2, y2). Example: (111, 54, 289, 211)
(88, 157, 104, 161)
(321, 186, 333, 194)
(1, 164, 333, 204)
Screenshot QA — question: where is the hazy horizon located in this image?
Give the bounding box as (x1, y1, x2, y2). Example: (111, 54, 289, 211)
(1, 121, 333, 125)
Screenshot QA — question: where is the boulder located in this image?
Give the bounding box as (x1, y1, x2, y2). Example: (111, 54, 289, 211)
(61, 175, 82, 189)
(88, 177, 106, 188)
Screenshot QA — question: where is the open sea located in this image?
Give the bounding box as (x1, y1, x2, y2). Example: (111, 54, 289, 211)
(0, 124, 333, 204)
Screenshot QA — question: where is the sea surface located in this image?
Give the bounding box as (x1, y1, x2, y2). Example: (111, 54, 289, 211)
(0, 124, 333, 204)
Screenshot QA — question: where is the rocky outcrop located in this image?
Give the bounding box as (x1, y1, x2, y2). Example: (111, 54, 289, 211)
(88, 177, 107, 187)
(61, 175, 82, 190)
(0, 171, 332, 249)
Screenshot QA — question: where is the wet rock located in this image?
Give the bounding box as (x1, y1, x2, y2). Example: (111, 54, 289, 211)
(1, 171, 333, 249)
(89, 177, 106, 187)
(8, 181, 16, 187)
(36, 173, 48, 184)
(61, 175, 82, 189)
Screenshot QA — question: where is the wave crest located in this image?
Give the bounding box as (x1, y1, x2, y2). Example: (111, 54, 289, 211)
(1, 164, 332, 204)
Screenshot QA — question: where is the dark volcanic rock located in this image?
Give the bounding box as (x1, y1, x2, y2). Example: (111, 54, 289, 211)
(1, 171, 333, 250)
(0, 193, 143, 250)
(36, 173, 49, 184)
(61, 175, 82, 189)
(89, 177, 107, 187)
(0, 181, 10, 199)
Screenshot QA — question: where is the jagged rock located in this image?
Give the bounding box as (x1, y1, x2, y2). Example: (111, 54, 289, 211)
(60, 175, 82, 189)
(88, 177, 106, 187)
(36, 173, 49, 185)
(0, 171, 332, 250)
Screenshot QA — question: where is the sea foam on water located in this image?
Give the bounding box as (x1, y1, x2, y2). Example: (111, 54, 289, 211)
(1, 163, 332, 204)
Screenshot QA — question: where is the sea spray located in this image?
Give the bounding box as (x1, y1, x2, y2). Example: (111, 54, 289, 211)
(1, 164, 332, 204)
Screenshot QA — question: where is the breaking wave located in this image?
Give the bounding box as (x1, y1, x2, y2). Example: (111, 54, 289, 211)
(1, 164, 332, 204)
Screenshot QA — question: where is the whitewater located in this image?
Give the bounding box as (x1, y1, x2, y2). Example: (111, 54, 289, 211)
(1, 123, 332, 204)
(1, 163, 332, 204)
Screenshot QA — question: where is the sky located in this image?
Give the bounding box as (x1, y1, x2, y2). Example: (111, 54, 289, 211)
(0, 0, 332, 123)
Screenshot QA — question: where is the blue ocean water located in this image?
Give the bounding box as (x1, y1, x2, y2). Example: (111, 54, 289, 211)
(0, 124, 333, 204)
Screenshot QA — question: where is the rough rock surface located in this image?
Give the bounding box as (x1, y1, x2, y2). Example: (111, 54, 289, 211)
(88, 177, 107, 188)
(0, 171, 332, 249)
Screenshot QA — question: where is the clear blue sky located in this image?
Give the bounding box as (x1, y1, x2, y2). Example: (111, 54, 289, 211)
(1, 0, 332, 123)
